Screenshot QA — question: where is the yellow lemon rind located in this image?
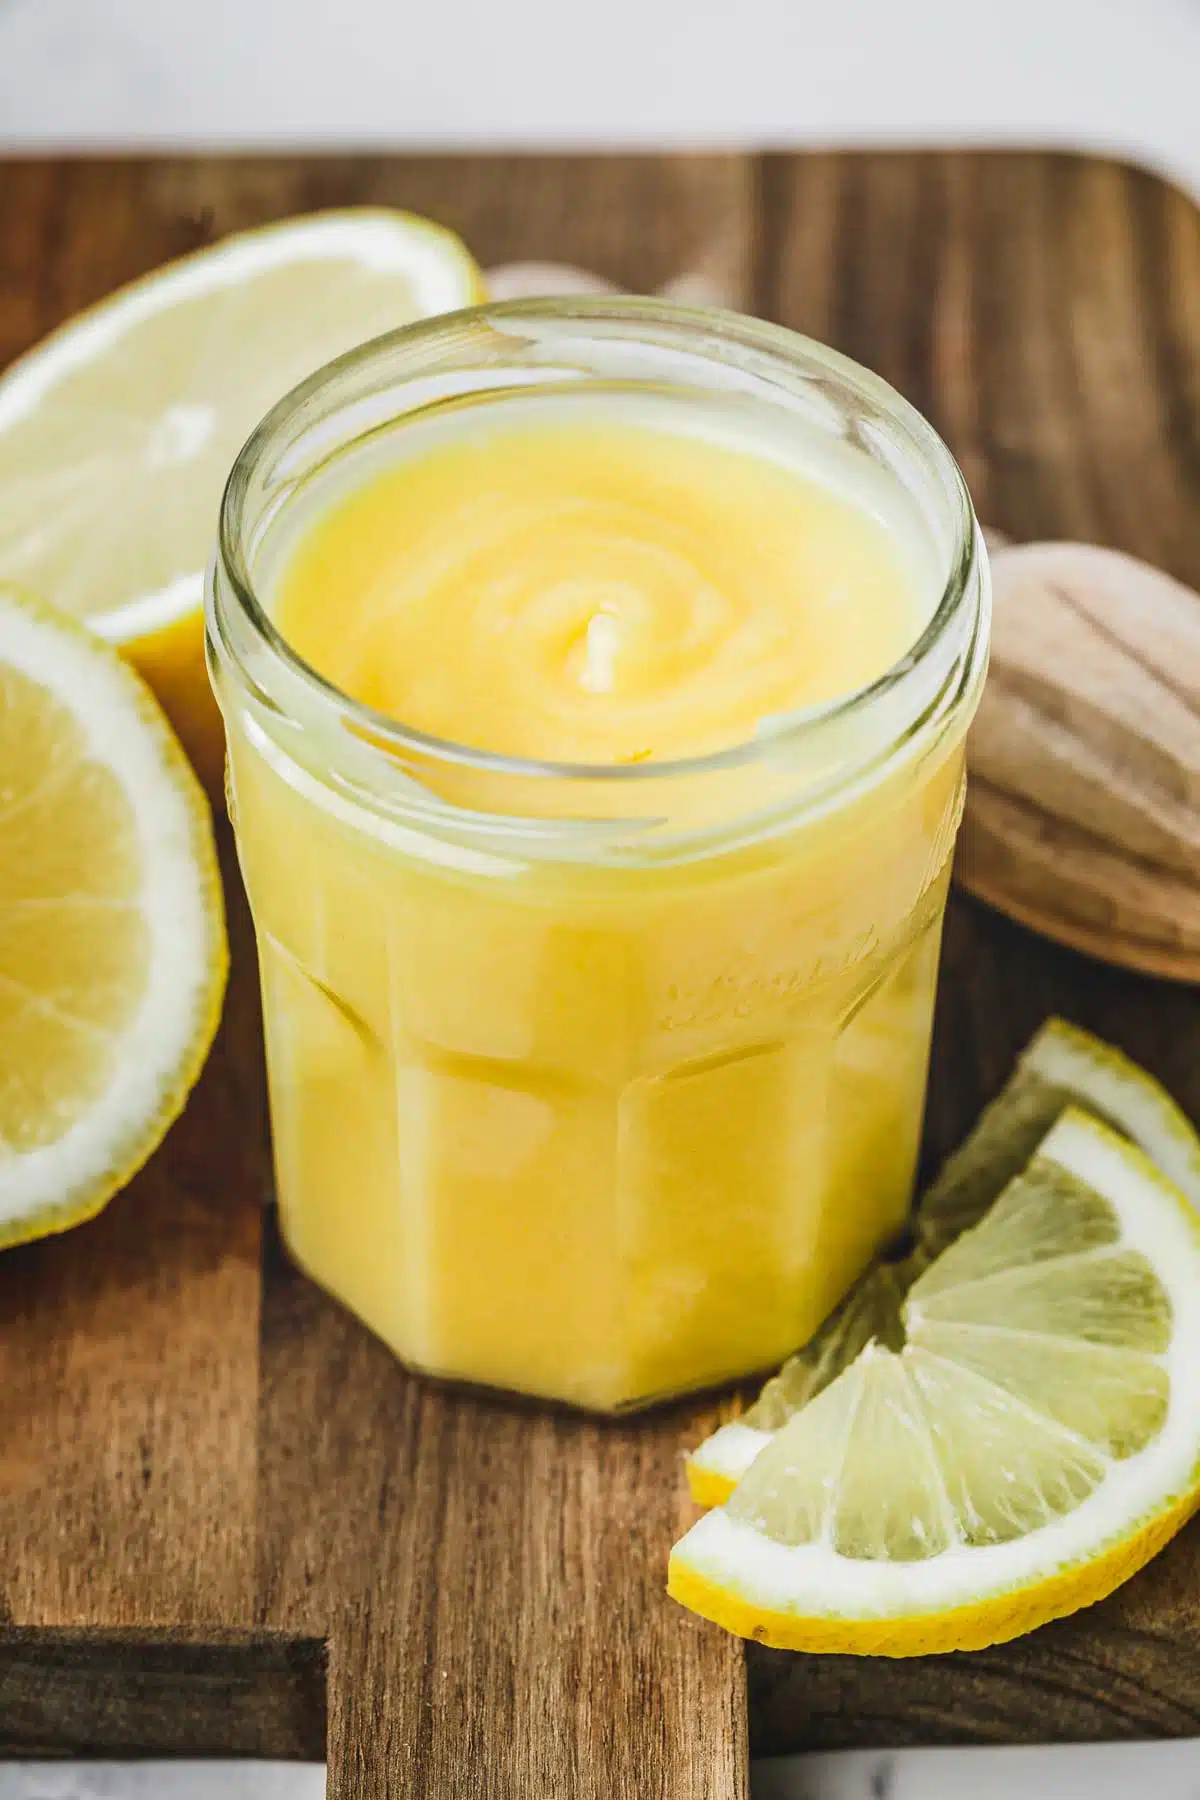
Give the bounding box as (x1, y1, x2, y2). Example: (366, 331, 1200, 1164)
(686, 1420, 772, 1508)
(667, 1482, 1200, 1656)
(686, 1461, 740, 1511)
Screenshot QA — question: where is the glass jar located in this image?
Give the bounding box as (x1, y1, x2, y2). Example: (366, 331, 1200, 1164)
(206, 299, 989, 1413)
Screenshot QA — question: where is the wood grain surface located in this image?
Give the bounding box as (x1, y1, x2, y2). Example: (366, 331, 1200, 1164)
(0, 151, 1196, 1788)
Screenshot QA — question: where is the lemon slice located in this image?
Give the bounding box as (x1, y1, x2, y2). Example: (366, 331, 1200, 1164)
(687, 1020, 1200, 1506)
(0, 584, 227, 1247)
(0, 210, 483, 786)
(671, 1109, 1200, 1654)
(919, 1018, 1200, 1250)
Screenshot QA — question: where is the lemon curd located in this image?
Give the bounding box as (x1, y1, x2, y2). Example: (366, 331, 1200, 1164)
(210, 303, 988, 1412)
(275, 414, 926, 766)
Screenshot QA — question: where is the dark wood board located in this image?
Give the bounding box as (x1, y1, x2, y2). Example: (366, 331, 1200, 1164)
(0, 151, 1196, 1788)
(0, 1629, 326, 1760)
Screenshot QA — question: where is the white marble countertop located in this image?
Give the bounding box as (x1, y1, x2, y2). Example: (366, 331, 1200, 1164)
(759, 1740, 1200, 1798)
(5, 1747, 1200, 1799)
(0, 1770, 325, 1799)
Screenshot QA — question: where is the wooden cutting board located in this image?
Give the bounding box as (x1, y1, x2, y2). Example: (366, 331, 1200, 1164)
(0, 151, 1197, 1795)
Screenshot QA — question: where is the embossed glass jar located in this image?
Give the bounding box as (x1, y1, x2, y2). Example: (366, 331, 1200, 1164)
(207, 300, 990, 1412)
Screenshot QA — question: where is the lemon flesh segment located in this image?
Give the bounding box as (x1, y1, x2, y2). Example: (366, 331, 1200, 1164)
(670, 1110, 1200, 1655)
(0, 209, 483, 784)
(0, 585, 227, 1246)
(686, 1018, 1200, 1504)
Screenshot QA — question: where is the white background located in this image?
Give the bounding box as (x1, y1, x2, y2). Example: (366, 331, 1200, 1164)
(0, 0, 1197, 200)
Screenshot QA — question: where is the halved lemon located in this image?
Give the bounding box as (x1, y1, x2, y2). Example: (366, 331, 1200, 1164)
(0, 584, 227, 1247)
(0, 210, 483, 787)
(671, 1109, 1200, 1655)
(687, 1020, 1200, 1507)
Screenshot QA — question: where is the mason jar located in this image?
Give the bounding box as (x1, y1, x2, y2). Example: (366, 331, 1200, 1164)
(206, 299, 989, 1413)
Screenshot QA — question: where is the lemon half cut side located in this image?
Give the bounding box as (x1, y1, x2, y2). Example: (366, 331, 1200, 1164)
(0, 209, 483, 784)
(0, 584, 227, 1247)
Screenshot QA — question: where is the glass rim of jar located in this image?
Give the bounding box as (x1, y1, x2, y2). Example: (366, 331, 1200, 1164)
(207, 297, 989, 853)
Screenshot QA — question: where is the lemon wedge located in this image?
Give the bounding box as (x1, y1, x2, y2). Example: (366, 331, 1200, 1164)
(0, 584, 227, 1247)
(687, 1019, 1200, 1506)
(0, 210, 483, 786)
(671, 1109, 1200, 1654)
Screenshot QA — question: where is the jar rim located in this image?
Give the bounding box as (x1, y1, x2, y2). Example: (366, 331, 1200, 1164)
(208, 295, 987, 800)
